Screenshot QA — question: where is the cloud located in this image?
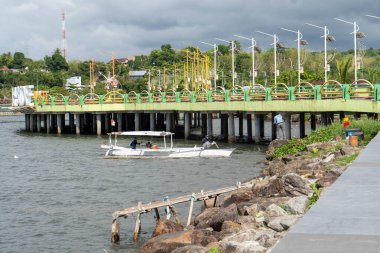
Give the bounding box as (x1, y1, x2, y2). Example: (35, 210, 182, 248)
(0, 0, 379, 61)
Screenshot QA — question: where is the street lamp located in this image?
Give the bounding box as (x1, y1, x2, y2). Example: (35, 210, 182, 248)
(216, 38, 236, 90)
(281, 28, 307, 86)
(234, 35, 258, 86)
(306, 23, 335, 83)
(199, 41, 217, 90)
(256, 31, 279, 85)
(335, 18, 361, 82)
(365, 14, 380, 19)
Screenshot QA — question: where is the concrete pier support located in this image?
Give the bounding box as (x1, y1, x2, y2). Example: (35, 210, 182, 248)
(271, 113, 277, 140)
(311, 114, 316, 131)
(36, 114, 41, 133)
(104, 114, 110, 133)
(92, 114, 96, 134)
(299, 113, 305, 138)
(57, 114, 63, 134)
(238, 112, 244, 138)
(150, 113, 155, 131)
(207, 113, 213, 137)
(96, 114, 102, 136)
(46, 114, 51, 134)
(76, 114, 81, 135)
(247, 114, 252, 142)
(117, 113, 123, 132)
(285, 113, 291, 139)
(254, 114, 261, 143)
(135, 113, 141, 131)
(30, 114, 35, 132)
(184, 112, 190, 139)
(228, 113, 236, 143)
(25, 114, 30, 131)
(165, 113, 172, 132)
(201, 113, 207, 137)
(220, 114, 228, 140)
(69, 114, 75, 133)
(339, 112, 345, 121)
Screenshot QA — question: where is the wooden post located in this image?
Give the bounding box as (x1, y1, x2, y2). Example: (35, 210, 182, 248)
(186, 193, 195, 226)
(133, 213, 141, 241)
(111, 220, 120, 243)
(213, 196, 218, 207)
(154, 208, 160, 222)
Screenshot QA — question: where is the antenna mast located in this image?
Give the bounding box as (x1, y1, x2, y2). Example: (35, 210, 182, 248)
(61, 9, 67, 59)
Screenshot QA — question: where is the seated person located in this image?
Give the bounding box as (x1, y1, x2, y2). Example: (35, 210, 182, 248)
(130, 137, 140, 149)
(201, 135, 212, 149)
(146, 141, 152, 149)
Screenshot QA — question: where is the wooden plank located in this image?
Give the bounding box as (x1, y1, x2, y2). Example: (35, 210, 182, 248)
(112, 181, 253, 219)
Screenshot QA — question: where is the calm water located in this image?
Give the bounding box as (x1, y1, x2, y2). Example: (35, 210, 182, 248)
(0, 116, 266, 253)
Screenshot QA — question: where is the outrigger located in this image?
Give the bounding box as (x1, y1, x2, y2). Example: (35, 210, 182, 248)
(101, 131, 235, 158)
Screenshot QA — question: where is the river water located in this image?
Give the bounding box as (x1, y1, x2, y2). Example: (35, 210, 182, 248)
(0, 115, 268, 253)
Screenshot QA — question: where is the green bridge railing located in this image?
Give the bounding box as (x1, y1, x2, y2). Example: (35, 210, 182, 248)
(34, 80, 380, 107)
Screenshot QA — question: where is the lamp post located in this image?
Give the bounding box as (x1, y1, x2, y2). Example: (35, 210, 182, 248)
(234, 35, 257, 86)
(365, 14, 380, 19)
(199, 41, 217, 90)
(306, 23, 332, 83)
(256, 31, 279, 85)
(280, 28, 304, 86)
(216, 38, 235, 90)
(335, 18, 360, 82)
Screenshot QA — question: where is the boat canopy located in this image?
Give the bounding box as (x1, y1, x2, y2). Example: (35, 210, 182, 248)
(109, 131, 174, 137)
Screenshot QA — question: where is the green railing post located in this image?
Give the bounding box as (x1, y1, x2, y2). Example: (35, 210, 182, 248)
(51, 97, 56, 106)
(374, 84, 380, 101)
(79, 96, 84, 106)
(314, 85, 322, 100)
(64, 96, 69, 105)
(161, 92, 166, 103)
(190, 91, 196, 102)
(225, 90, 231, 102)
(41, 97, 45, 106)
(288, 87, 295, 101)
(148, 93, 153, 103)
(243, 89, 250, 101)
(207, 90, 213, 102)
(265, 88, 272, 101)
(136, 94, 141, 103)
(99, 95, 104, 104)
(343, 84, 350, 100)
(175, 92, 181, 102)
(124, 94, 129, 103)
(34, 97, 38, 106)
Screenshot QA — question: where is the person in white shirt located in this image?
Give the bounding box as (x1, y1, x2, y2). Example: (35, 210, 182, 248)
(273, 113, 285, 139)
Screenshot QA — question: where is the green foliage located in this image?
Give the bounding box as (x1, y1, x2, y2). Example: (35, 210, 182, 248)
(208, 246, 221, 253)
(311, 147, 319, 154)
(335, 153, 359, 166)
(308, 183, 321, 208)
(44, 49, 68, 72)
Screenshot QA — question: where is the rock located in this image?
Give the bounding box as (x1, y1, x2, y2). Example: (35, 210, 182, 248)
(223, 188, 256, 207)
(252, 178, 284, 197)
(267, 158, 287, 176)
(221, 220, 241, 233)
(152, 219, 184, 237)
(221, 229, 256, 243)
(267, 216, 299, 232)
(267, 139, 289, 157)
(340, 145, 357, 156)
(283, 173, 312, 196)
(172, 245, 207, 253)
(237, 202, 262, 216)
(223, 241, 267, 253)
(265, 203, 287, 217)
(139, 230, 217, 253)
(284, 196, 310, 214)
(316, 172, 339, 188)
(195, 204, 238, 231)
(321, 153, 335, 164)
(306, 141, 338, 152)
(253, 229, 279, 248)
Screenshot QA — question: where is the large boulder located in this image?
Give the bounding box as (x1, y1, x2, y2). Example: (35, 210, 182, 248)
(223, 188, 256, 207)
(221, 220, 241, 233)
(237, 202, 262, 216)
(340, 145, 358, 156)
(195, 204, 238, 231)
(266, 216, 299, 232)
(152, 219, 184, 237)
(252, 177, 285, 197)
(172, 245, 207, 253)
(284, 196, 309, 215)
(265, 203, 287, 217)
(139, 230, 218, 253)
(306, 141, 338, 152)
(316, 171, 339, 188)
(223, 241, 267, 253)
(283, 173, 312, 196)
(266, 139, 289, 159)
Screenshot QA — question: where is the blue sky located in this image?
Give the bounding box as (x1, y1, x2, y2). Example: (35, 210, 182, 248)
(1, 0, 380, 61)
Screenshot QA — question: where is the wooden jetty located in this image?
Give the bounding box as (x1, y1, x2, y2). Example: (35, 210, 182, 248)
(111, 180, 255, 242)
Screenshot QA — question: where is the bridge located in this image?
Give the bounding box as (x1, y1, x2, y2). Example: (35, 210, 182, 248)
(20, 80, 380, 141)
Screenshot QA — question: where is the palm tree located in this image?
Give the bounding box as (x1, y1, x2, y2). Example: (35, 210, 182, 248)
(335, 58, 352, 83)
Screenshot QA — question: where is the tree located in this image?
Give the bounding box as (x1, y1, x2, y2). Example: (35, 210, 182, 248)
(44, 49, 69, 72)
(335, 58, 352, 83)
(12, 52, 25, 69)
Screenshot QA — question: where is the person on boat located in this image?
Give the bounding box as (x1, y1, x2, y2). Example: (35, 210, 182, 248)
(146, 141, 152, 149)
(202, 135, 212, 149)
(130, 137, 140, 149)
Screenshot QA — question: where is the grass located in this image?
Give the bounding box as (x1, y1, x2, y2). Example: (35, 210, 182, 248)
(334, 153, 359, 166)
(208, 246, 221, 253)
(308, 183, 321, 208)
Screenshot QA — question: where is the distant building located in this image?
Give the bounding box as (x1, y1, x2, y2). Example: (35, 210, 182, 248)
(65, 76, 82, 89)
(129, 70, 147, 80)
(115, 56, 136, 65)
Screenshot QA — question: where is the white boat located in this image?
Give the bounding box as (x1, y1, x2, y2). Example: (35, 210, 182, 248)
(102, 131, 235, 158)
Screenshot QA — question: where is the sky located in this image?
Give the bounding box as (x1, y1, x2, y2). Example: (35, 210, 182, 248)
(1, 0, 380, 61)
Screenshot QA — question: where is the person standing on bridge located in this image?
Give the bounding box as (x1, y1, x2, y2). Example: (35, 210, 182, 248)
(274, 113, 285, 139)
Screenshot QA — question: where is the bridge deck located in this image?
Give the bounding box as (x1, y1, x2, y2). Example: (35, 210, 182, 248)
(272, 132, 380, 253)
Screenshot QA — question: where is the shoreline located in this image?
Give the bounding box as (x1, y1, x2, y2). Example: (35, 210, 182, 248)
(136, 138, 362, 253)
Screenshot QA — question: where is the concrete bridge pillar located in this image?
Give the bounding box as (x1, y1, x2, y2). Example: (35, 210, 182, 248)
(311, 113, 316, 131)
(69, 113, 75, 133)
(46, 114, 51, 134)
(271, 113, 277, 140)
(247, 113, 252, 142)
(285, 113, 291, 139)
(150, 113, 156, 131)
(105, 114, 110, 133)
(165, 113, 172, 132)
(117, 113, 123, 132)
(57, 114, 63, 134)
(207, 113, 213, 137)
(92, 114, 96, 134)
(354, 112, 361, 119)
(184, 112, 190, 139)
(299, 113, 305, 138)
(36, 114, 41, 133)
(51, 114, 57, 132)
(96, 114, 102, 136)
(201, 113, 207, 137)
(29, 114, 35, 132)
(221, 114, 228, 141)
(228, 113, 236, 143)
(135, 113, 141, 131)
(238, 112, 244, 138)
(76, 114, 81, 135)
(25, 114, 30, 131)
(254, 114, 261, 143)
(339, 112, 345, 121)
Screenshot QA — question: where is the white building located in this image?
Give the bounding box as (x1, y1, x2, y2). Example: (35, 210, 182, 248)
(65, 76, 82, 89)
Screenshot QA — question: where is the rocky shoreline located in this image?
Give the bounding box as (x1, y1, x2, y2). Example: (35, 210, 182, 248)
(138, 138, 361, 253)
